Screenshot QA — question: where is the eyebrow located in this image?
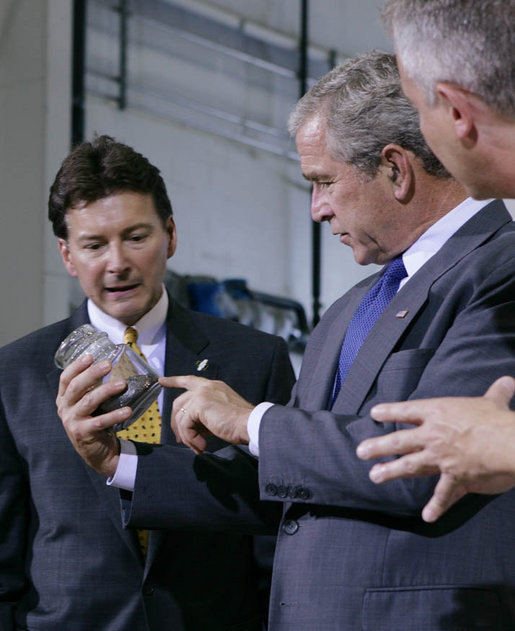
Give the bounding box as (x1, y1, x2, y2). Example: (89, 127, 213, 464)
(76, 223, 154, 242)
(302, 171, 332, 183)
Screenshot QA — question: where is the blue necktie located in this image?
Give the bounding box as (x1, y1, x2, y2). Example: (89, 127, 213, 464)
(330, 256, 407, 408)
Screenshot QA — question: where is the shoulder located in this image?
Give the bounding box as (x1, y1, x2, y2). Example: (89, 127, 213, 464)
(185, 307, 287, 350)
(0, 317, 73, 366)
(168, 306, 295, 402)
(457, 219, 515, 281)
(462, 200, 515, 262)
(168, 296, 288, 347)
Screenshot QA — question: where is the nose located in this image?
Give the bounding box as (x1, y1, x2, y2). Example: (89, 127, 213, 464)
(106, 241, 130, 274)
(310, 184, 332, 223)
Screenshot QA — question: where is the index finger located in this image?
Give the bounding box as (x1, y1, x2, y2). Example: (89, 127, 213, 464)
(356, 426, 425, 461)
(159, 374, 209, 390)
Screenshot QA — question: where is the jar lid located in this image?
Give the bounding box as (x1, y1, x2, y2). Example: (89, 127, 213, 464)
(54, 324, 109, 369)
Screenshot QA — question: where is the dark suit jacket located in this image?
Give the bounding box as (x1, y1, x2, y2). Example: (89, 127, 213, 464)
(0, 296, 294, 631)
(127, 201, 515, 630)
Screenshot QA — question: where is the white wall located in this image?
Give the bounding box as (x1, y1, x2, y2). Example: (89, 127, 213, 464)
(0, 0, 71, 347)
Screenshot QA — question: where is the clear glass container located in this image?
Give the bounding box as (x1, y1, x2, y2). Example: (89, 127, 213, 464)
(54, 324, 161, 430)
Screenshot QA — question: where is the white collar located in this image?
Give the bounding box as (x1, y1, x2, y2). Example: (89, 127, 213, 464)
(401, 197, 494, 280)
(87, 287, 169, 345)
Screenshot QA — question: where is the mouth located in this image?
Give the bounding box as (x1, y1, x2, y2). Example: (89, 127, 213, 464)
(104, 283, 141, 296)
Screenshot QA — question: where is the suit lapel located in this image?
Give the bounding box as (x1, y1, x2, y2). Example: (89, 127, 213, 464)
(159, 298, 219, 444)
(333, 269, 428, 413)
(332, 200, 511, 413)
(306, 277, 378, 411)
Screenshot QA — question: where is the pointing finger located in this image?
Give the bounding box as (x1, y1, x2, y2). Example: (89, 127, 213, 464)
(159, 374, 209, 391)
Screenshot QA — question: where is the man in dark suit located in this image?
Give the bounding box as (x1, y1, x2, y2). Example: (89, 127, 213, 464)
(0, 135, 294, 631)
(61, 53, 515, 629)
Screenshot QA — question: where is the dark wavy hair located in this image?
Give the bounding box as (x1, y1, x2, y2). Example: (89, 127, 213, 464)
(49, 135, 173, 239)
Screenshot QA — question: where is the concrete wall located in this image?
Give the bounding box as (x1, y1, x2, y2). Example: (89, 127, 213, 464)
(0, 0, 72, 346)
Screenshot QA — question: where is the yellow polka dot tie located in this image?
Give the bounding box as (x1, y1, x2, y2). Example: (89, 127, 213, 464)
(116, 326, 162, 558)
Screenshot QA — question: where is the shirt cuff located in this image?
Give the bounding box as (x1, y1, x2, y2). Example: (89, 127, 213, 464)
(106, 439, 138, 491)
(247, 402, 274, 457)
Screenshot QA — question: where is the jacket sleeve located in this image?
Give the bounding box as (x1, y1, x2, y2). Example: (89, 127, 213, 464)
(123, 443, 282, 533)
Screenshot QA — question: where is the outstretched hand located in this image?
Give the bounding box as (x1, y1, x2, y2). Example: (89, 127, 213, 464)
(356, 376, 515, 522)
(57, 354, 132, 477)
(161, 375, 254, 454)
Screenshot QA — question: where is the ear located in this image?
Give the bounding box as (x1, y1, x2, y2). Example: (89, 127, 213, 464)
(58, 239, 78, 278)
(165, 217, 177, 259)
(380, 144, 413, 202)
(435, 82, 477, 142)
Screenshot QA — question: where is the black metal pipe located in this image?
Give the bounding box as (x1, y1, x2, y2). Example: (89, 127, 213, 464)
(117, 0, 129, 110)
(298, 0, 308, 97)
(71, 0, 87, 147)
(298, 0, 321, 327)
(328, 48, 337, 70)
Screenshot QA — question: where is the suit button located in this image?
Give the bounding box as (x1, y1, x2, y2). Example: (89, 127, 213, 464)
(265, 483, 278, 496)
(282, 519, 299, 535)
(277, 485, 289, 498)
(143, 583, 156, 596)
(295, 487, 312, 500)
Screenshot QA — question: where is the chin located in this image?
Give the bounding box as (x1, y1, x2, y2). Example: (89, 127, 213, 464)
(105, 306, 141, 326)
(117, 314, 141, 327)
(353, 253, 374, 266)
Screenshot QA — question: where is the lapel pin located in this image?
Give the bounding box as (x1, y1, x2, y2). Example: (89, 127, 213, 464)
(395, 310, 409, 319)
(196, 358, 209, 372)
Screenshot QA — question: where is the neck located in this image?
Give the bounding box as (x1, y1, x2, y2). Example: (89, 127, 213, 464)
(471, 107, 515, 198)
(410, 176, 468, 233)
(481, 128, 515, 198)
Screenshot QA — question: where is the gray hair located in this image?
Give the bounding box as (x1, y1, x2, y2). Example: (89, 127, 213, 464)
(288, 50, 449, 178)
(382, 0, 515, 118)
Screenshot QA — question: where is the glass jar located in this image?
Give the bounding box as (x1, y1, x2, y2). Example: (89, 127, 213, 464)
(54, 324, 161, 430)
